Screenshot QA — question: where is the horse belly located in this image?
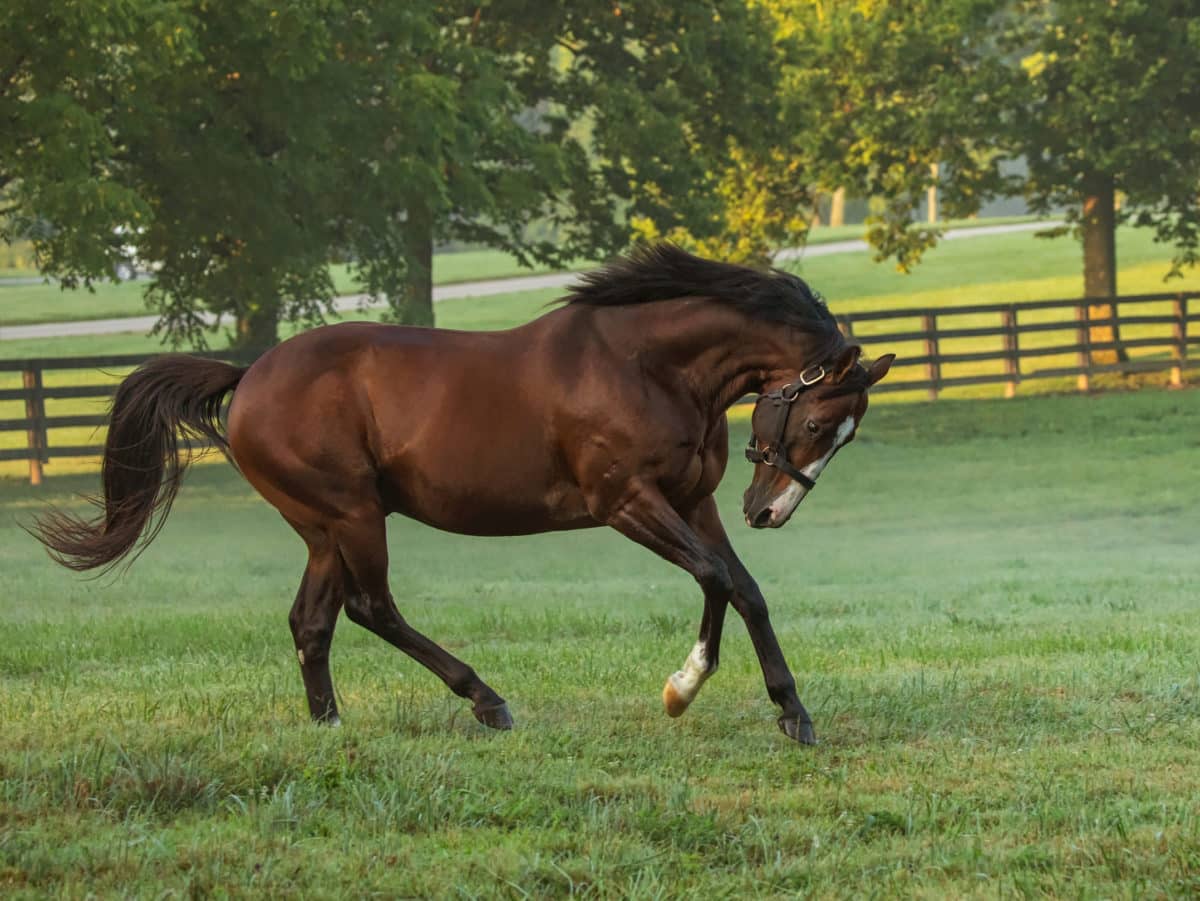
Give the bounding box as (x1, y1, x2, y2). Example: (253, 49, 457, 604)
(378, 456, 595, 537)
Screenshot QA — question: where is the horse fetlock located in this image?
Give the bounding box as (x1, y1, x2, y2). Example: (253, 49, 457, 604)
(766, 678, 800, 709)
(662, 641, 715, 717)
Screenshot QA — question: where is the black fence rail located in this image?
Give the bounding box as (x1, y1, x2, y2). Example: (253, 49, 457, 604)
(836, 292, 1197, 399)
(1, 293, 1196, 484)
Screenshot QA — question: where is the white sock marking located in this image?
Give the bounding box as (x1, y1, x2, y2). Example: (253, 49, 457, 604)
(668, 641, 714, 705)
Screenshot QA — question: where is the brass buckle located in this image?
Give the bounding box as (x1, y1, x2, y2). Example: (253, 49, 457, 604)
(799, 364, 826, 386)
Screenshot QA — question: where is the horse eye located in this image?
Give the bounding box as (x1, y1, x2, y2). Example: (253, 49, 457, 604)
(806, 420, 820, 435)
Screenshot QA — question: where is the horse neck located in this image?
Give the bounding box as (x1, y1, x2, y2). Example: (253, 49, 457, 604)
(617, 300, 841, 416)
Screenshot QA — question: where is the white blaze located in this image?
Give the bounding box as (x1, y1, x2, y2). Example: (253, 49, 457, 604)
(768, 415, 858, 523)
(798, 415, 857, 481)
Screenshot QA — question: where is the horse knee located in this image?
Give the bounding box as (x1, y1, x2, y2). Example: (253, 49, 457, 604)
(695, 558, 733, 599)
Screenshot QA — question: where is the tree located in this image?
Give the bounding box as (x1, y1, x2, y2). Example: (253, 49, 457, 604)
(755, 0, 1200, 368)
(510, 0, 791, 266)
(781, 0, 1012, 268)
(3, 1, 795, 347)
(1, 2, 148, 287)
(1000, 0, 1200, 361)
(3, 3, 396, 347)
(616, 0, 1012, 267)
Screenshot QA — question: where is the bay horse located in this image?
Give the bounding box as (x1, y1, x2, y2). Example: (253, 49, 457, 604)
(34, 245, 893, 745)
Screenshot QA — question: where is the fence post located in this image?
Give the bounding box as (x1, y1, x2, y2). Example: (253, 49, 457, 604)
(22, 365, 46, 486)
(1170, 294, 1187, 388)
(1002, 306, 1019, 398)
(922, 312, 940, 400)
(1074, 303, 1091, 393)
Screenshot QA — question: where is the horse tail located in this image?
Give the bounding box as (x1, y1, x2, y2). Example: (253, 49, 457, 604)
(30, 355, 248, 573)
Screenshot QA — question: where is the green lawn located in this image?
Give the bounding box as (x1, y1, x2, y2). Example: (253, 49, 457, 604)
(2, 389, 1198, 896)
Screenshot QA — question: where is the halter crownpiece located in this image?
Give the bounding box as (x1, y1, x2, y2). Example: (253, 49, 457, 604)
(744, 363, 829, 489)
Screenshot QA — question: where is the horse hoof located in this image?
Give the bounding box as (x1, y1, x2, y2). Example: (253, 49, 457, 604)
(778, 716, 817, 746)
(662, 679, 689, 718)
(474, 702, 513, 731)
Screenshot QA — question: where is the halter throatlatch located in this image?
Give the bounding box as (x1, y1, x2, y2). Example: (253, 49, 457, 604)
(744, 363, 827, 489)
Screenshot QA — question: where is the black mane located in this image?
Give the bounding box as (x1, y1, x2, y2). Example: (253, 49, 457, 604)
(564, 244, 837, 333)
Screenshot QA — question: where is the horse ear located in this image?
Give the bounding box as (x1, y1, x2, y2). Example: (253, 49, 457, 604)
(832, 345, 862, 380)
(866, 353, 896, 386)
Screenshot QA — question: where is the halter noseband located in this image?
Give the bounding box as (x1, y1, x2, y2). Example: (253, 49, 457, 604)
(744, 363, 828, 490)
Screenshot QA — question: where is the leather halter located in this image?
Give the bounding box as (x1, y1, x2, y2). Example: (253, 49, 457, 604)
(744, 363, 828, 490)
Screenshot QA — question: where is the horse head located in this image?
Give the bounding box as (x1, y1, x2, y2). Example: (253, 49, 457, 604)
(743, 346, 895, 528)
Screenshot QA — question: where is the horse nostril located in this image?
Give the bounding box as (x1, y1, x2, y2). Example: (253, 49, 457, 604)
(752, 507, 773, 528)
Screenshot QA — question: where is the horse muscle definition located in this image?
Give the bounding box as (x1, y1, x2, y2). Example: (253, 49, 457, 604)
(33, 245, 894, 745)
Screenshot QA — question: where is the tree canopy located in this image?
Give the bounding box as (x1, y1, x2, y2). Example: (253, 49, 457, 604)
(5, 0, 1200, 350)
(2, 0, 786, 347)
(1004, 0, 1200, 291)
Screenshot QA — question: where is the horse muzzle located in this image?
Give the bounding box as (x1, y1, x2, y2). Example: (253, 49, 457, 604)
(743, 480, 810, 529)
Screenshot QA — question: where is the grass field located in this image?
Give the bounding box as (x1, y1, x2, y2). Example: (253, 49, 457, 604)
(2, 389, 1198, 896)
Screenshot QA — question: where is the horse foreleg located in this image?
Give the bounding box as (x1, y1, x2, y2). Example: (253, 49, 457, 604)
(333, 506, 512, 731)
(605, 486, 732, 721)
(655, 498, 732, 718)
(610, 489, 816, 745)
(690, 497, 816, 745)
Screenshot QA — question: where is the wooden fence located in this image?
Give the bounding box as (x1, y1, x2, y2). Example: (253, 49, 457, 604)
(1, 292, 1196, 484)
(836, 291, 1196, 399)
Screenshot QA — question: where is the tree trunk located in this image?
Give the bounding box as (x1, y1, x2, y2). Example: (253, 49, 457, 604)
(1081, 174, 1126, 364)
(829, 187, 846, 228)
(927, 163, 939, 224)
(392, 204, 435, 327)
(233, 302, 278, 354)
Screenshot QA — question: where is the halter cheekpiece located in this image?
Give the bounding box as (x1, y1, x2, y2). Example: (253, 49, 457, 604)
(744, 362, 828, 490)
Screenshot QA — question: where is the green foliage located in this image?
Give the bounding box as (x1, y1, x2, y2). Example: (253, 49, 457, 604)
(552, 1, 793, 265)
(0, 2, 150, 280)
(778, 0, 1014, 269)
(775, 0, 1200, 288)
(2, 1, 798, 344)
(1003, 0, 1200, 279)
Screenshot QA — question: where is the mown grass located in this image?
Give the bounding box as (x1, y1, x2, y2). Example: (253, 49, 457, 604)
(2, 389, 1198, 897)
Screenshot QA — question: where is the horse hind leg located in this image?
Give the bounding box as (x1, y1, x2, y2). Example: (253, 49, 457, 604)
(333, 506, 513, 730)
(288, 530, 346, 724)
